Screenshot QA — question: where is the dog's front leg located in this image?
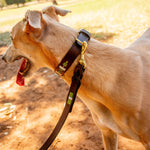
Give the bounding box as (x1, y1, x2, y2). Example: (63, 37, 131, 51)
(143, 143, 150, 150)
(101, 129, 118, 150)
(91, 113, 118, 150)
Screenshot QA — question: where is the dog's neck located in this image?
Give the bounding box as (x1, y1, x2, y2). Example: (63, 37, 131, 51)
(39, 21, 140, 114)
(40, 20, 127, 91)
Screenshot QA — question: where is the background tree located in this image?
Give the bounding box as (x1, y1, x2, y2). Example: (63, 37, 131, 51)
(0, 0, 6, 9)
(52, 0, 58, 5)
(5, 0, 28, 7)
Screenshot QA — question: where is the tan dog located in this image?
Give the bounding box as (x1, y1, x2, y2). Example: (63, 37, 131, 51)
(2, 5, 150, 150)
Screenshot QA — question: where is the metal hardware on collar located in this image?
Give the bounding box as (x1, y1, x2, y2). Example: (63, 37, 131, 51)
(76, 29, 91, 47)
(55, 29, 91, 76)
(76, 39, 87, 69)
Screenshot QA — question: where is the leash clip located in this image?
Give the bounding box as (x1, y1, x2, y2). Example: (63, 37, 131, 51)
(76, 39, 87, 69)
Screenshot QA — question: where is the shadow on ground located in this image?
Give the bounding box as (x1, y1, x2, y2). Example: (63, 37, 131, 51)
(91, 32, 116, 41)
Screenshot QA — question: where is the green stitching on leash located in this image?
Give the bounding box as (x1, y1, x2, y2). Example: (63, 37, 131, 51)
(67, 92, 73, 105)
(57, 61, 68, 75)
(63, 61, 68, 67)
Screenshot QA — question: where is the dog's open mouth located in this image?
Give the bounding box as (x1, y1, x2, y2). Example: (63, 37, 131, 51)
(16, 58, 30, 86)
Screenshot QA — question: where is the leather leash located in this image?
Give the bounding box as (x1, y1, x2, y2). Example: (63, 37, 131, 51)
(40, 29, 91, 150)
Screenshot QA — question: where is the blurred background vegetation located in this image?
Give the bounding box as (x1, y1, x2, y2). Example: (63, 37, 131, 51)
(0, 0, 31, 8)
(0, 0, 150, 47)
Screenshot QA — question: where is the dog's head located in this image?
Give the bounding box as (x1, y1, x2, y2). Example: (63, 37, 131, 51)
(2, 6, 72, 86)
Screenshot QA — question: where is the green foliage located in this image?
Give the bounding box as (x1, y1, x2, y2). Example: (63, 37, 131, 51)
(5, 0, 27, 5)
(0, 0, 6, 7)
(0, 0, 31, 7)
(0, 32, 11, 46)
(0, 0, 150, 47)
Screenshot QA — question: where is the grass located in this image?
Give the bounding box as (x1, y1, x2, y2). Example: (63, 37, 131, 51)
(0, 32, 11, 47)
(0, 0, 150, 47)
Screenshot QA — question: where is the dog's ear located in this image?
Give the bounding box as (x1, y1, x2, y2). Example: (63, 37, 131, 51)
(23, 10, 45, 37)
(52, 6, 71, 16)
(42, 6, 71, 21)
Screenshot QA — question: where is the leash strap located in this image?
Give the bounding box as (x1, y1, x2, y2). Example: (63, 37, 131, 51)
(39, 64, 85, 150)
(40, 29, 90, 150)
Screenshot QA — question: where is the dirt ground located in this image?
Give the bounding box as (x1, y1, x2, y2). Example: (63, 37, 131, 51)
(0, 46, 145, 150)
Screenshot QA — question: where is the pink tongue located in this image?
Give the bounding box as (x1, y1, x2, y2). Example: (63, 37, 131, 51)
(16, 59, 26, 86)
